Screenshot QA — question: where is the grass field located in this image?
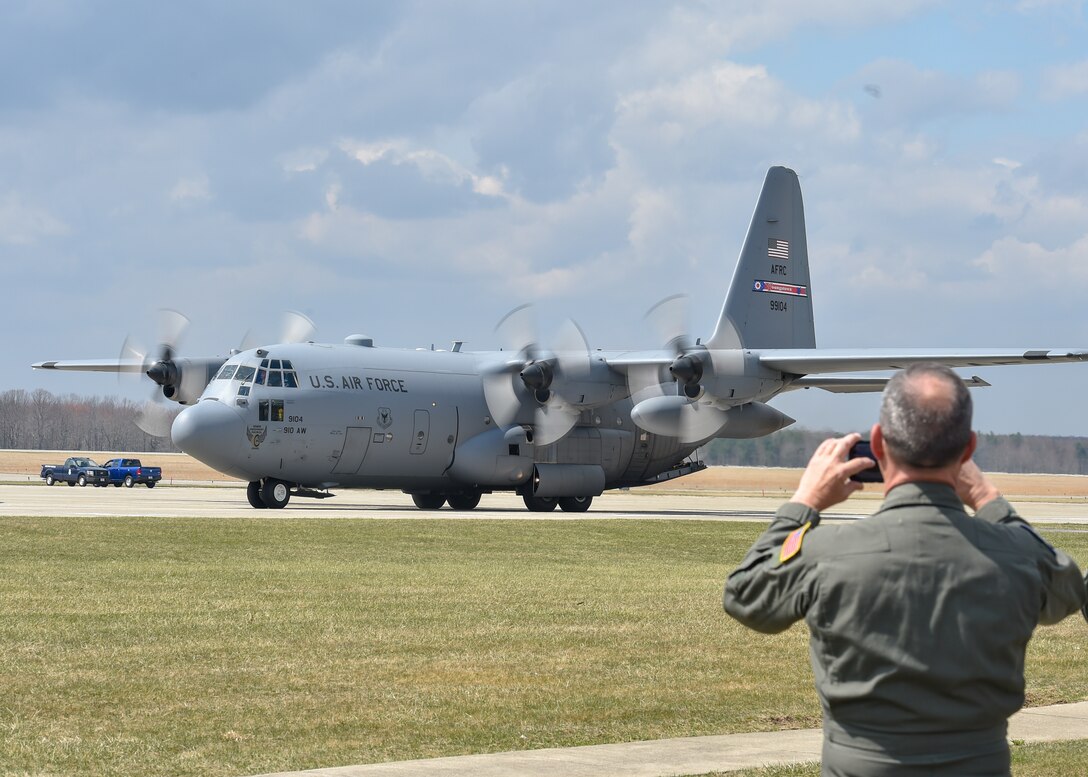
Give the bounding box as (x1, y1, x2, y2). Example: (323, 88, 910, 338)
(2, 516, 1086, 777)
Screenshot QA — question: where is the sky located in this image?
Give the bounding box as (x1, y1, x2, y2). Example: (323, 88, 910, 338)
(4, 0, 1088, 436)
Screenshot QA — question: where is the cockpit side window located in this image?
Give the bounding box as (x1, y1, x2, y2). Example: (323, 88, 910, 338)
(216, 364, 238, 380)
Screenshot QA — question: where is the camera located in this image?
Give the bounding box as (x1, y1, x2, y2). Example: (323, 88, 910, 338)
(848, 440, 883, 483)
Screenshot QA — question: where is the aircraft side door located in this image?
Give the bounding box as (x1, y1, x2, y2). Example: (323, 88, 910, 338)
(332, 426, 372, 475)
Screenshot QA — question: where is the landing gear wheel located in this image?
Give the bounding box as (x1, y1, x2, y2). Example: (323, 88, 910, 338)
(124, 475, 135, 488)
(247, 481, 267, 509)
(45, 473, 54, 486)
(77, 474, 87, 487)
(447, 492, 481, 511)
(412, 493, 446, 510)
(559, 496, 593, 513)
(523, 494, 558, 512)
(260, 479, 290, 509)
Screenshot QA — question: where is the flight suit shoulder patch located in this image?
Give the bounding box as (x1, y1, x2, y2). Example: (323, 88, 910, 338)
(779, 521, 813, 564)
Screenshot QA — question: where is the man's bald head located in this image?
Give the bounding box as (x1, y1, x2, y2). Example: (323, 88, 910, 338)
(879, 364, 973, 469)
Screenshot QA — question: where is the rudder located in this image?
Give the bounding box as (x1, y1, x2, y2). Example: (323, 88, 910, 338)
(706, 166, 815, 350)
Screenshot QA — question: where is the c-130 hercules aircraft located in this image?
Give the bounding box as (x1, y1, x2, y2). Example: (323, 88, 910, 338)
(35, 167, 1087, 511)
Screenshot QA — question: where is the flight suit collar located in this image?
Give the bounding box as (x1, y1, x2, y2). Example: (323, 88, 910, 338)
(879, 481, 964, 513)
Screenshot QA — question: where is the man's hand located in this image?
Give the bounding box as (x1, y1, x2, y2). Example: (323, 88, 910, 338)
(956, 459, 1001, 512)
(791, 433, 875, 512)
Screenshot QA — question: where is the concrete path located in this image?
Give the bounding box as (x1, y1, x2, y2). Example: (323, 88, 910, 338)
(253, 701, 1088, 777)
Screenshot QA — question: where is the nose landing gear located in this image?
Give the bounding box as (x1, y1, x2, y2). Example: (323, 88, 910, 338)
(247, 478, 291, 509)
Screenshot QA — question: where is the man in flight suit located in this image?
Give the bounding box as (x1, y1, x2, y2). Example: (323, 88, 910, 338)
(723, 363, 1087, 776)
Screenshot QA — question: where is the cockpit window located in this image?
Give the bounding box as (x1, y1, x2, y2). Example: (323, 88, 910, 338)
(283, 372, 298, 388)
(255, 369, 267, 385)
(235, 366, 256, 383)
(216, 364, 238, 380)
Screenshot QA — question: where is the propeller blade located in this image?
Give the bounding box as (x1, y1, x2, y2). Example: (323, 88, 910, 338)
(134, 396, 177, 438)
(481, 364, 525, 427)
(156, 308, 190, 360)
(534, 398, 579, 446)
(553, 318, 591, 384)
(281, 310, 316, 344)
(644, 294, 693, 353)
(495, 303, 538, 354)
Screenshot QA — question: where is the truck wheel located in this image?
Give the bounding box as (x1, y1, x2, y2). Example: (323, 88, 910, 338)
(124, 475, 135, 488)
(146, 481, 156, 488)
(67, 481, 76, 487)
(77, 474, 87, 487)
(45, 473, 55, 486)
(260, 479, 290, 509)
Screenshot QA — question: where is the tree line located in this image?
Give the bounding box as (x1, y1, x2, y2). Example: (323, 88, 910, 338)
(4, 389, 1086, 475)
(701, 429, 1088, 475)
(0, 389, 177, 452)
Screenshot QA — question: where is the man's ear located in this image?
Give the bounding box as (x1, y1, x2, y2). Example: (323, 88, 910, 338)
(871, 424, 885, 461)
(961, 431, 978, 463)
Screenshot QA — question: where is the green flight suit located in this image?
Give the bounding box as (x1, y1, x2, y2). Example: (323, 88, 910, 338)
(723, 482, 1087, 776)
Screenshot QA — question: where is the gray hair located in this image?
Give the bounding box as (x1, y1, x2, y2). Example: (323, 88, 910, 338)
(879, 363, 973, 468)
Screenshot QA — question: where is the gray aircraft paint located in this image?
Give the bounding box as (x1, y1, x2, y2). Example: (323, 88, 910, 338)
(34, 167, 1088, 510)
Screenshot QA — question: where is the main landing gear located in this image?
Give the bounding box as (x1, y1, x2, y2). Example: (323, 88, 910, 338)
(407, 491, 593, 512)
(410, 491, 483, 511)
(522, 495, 593, 512)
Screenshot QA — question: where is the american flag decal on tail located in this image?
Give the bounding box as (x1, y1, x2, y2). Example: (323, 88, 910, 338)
(768, 238, 789, 260)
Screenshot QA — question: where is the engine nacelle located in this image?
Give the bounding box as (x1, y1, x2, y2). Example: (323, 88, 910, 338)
(152, 357, 226, 405)
(716, 402, 796, 439)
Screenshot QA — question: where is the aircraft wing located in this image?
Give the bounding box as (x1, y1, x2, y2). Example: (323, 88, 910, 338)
(32, 359, 147, 373)
(759, 348, 1088, 376)
(787, 374, 992, 394)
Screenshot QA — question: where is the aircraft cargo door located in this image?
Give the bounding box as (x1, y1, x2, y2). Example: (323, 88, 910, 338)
(332, 426, 372, 475)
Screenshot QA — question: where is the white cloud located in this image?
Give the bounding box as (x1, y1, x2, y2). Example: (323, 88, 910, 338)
(338, 138, 509, 200)
(0, 192, 68, 244)
(974, 233, 1088, 287)
(169, 174, 210, 203)
(1041, 59, 1088, 100)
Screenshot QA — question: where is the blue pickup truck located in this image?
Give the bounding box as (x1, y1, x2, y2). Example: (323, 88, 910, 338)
(102, 458, 162, 488)
(41, 457, 111, 487)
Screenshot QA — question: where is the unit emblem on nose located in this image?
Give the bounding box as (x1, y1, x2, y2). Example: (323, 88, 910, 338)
(377, 407, 393, 430)
(247, 425, 268, 448)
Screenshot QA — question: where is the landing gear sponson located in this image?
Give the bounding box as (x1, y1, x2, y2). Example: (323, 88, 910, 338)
(407, 491, 593, 512)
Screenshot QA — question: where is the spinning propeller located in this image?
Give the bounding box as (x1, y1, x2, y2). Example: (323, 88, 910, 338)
(628, 295, 730, 443)
(481, 305, 593, 445)
(121, 309, 317, 437)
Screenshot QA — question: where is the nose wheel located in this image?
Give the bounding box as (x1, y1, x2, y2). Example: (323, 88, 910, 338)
(248, 479, 291, 509)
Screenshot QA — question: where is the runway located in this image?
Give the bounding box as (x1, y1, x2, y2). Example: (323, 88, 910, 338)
(3, 480, 1088, 524)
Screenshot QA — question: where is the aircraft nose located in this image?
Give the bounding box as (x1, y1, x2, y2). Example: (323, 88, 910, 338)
(171, 400, 246, 472)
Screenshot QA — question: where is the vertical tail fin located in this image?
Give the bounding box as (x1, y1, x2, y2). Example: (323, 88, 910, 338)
(706, 166, 815, 350)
